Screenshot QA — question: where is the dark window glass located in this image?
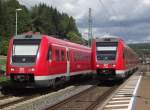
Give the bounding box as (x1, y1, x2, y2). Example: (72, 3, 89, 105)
(12, 39, 41, 64)
(61, 50, 65, 61)
(47, 47, 52, 61)
(13, 39, 41, 45)
(56, 49, 60, 62)
(96, 51, 116, 60)
(96, 42, 118, 47)
(67, 51, 69, 61)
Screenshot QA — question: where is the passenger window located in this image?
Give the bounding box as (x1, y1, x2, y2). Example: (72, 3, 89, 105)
(56, 49, 60, 62)
(61, 50, 65, 61)
(47, 47, 52, 61)
(67, 51, 69, 61)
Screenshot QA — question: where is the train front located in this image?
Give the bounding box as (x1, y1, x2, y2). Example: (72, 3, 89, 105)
(6, 34, 43, 87)
(95, 38, 120, 80)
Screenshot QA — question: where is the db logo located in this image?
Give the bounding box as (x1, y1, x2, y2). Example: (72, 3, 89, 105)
(77, 65, 80, 68)
(19, 68, 25, 73)
(104, 64, 108, 68)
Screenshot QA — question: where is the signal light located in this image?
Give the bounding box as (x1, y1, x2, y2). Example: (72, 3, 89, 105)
(25, 35, 32, 38)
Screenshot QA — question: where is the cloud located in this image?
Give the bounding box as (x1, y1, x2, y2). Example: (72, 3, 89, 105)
(19, 0, 150, 43)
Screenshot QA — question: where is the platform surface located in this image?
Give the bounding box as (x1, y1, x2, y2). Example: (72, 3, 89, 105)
(135, 72, 150, 110)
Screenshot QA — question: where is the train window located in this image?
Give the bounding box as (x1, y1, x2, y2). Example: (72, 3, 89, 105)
(67, 51, 69, 61)
(96, 42, 118, 47)
(61, 50, 65, 61)
(13, 45, 39, 56)
(56, 49, 60, 62)
(47, 47, 52, 61)
(73, 51, 77, 61)
(96, 51, 116, 60)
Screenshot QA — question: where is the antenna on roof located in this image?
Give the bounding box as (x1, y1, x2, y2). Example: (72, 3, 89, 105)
(88, 8, 93, 47)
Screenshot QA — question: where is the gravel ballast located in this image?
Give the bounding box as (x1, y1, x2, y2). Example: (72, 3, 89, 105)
(2, 85, 92, 110)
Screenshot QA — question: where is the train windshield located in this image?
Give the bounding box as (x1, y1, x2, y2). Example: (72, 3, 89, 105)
(96, 51, 116, 60)
(96, 42, 118, 61)
(12, 39, 41, 64)
(13, 45, 39, 56)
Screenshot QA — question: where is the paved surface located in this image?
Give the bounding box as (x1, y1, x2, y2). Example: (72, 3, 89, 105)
(95, 72, 141, 110)
(135, 72, 150, 110)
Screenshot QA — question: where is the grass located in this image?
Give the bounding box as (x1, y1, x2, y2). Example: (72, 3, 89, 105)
(0, 76, 7, 82)
(0, 57, 7, 83)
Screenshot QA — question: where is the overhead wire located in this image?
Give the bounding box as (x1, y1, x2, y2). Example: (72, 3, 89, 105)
(97, 0, 122, 36)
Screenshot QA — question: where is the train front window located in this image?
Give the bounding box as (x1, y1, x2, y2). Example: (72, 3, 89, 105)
(96, 42, 118, 47)
(13, 45, 39, 56)
(96, 51, 116, 60)
(12, 39, 41, 64)
(96, 42, 118, 61)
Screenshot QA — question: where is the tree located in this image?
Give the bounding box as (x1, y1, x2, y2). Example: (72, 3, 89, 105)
(0, 1, 82, 55)
(31, 4, 81, 40)
(0, 0, 31, 55)
(66, 31, 83, 44)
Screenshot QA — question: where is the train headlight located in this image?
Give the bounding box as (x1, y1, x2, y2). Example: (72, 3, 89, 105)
(96, 64, 99, 67)
(113, 64, 116, 67)
(31, 68, 35, 72)
(11, 68, 15, 71)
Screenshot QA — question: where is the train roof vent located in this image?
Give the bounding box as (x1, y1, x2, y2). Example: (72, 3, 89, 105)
(104, 38, 111, 41)
(25, 35, 32, 38)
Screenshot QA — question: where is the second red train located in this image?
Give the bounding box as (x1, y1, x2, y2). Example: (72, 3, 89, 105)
(92, 36, 138, 80)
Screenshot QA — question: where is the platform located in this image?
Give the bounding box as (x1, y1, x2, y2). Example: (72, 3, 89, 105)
(135, 72, 150, 110)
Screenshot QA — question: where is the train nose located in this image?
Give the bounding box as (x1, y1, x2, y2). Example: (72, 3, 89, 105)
(97, 63, 116, 69)
(10, 67, 35, 73)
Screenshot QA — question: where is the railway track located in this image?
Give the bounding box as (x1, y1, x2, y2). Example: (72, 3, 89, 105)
(46, 82, 120, 110)
(0, 70, 142, 110)
(46, 71, 143, 110)
(0, 85, 95, 110)
(0, 76, 96, 110)
(0, 92, 44, 109)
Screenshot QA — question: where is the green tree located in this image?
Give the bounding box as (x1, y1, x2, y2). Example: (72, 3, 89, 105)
(0, 1, 82, 55)
(66, 31, 83, 44)
(31, 4, 81, 39)
(0, 37, 9, 55)
(0, 0, 31, 55)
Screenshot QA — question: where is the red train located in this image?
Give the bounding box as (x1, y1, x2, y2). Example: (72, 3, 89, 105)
(92, 36, 138, 80)
(6, 34, 92, 87)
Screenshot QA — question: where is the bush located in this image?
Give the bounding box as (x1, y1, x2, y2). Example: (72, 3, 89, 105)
(0, 37, 9, 55)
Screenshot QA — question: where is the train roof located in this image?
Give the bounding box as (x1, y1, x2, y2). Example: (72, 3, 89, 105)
(14, 34, 41, 39)
(43, 35, 90, 50)
(95, 37, 123, 42)
(95, 34, 123, 42)
(13, 34, 90, 51)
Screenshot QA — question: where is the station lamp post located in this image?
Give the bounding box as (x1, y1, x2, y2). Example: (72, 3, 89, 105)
(16, 8, 22, 35)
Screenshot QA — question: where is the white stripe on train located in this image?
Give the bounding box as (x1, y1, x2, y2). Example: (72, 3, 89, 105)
(34, 70, 92, 81)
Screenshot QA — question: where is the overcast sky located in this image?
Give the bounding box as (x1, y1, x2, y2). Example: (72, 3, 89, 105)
(19, 0, 150, 43)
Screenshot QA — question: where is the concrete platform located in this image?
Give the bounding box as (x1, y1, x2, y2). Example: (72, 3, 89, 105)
(135, 72, 150, 110)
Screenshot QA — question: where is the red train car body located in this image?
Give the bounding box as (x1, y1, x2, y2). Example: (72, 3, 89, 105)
(6, 34, 92, 87)
(92, 37, 138, 80)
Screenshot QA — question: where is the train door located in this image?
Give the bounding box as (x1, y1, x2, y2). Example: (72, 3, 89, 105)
(66, 48, 70, 80)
